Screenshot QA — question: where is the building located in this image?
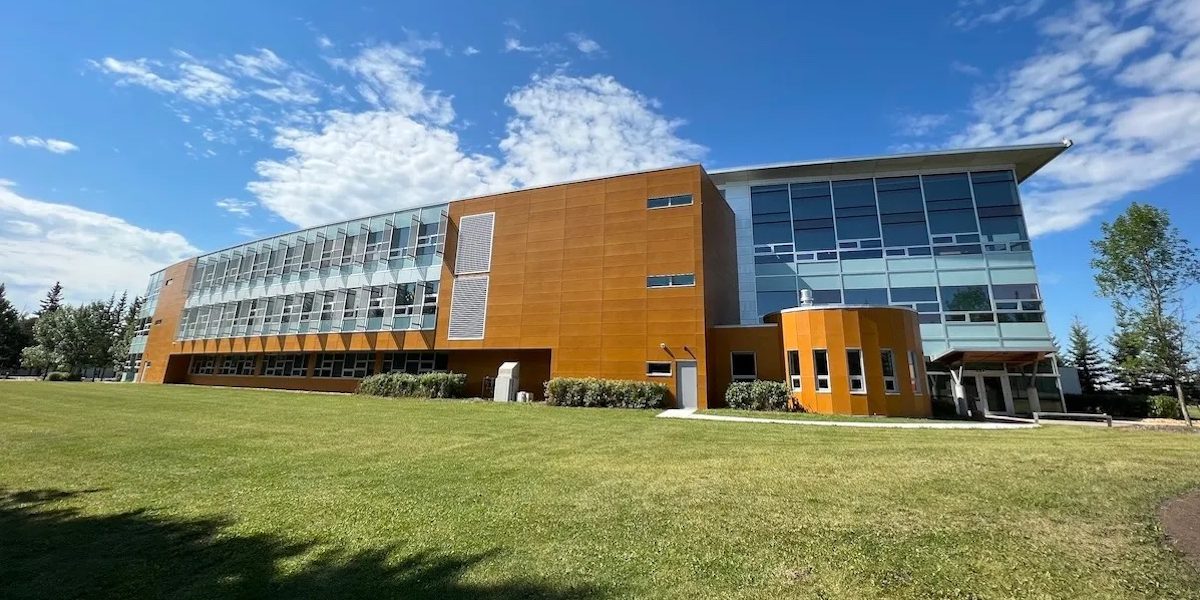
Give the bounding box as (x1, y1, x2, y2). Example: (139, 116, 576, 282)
(128, 141, 1072, 417)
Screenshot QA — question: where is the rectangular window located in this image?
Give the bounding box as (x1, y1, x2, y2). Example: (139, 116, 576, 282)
(381, 352, 449, 374)
(843, 288, 888, 306)
(832, 179, 880, 240)
(890, 286, 938, 303)
(647, 194, 693, 209)
(940, 285, 992, 312)
(922, 173, 978, 235)
(881, 349, 898, 393)
(751, 185, 793, 245)
(813, 349, 831, 392)
(787, 350, 801, 391)
(189, 355, 216, 375)
(646, 274, 695, 288)
(647, 362, 672, 376)
(847, 349, 865, 393)
(791, 181, 836, 251)
(313, 352, 375, 378)
(731, 352, 757, 381)
(876, 176, 930, 247)
(908, 350, 922, 395)
(262, 354, 308, 377)
(756, 290, 799, 318)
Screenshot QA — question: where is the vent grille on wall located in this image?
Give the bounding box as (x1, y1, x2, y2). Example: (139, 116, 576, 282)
(454, 212, 495, 275)
(448, 274, 489, 340)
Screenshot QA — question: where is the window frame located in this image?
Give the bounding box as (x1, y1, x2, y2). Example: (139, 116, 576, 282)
(646, 273, 696, 288)
(813, 349, 831, 392)
(846, 348, 866, 394)
(730, 352, 758, 382)
(646, 361, 672, 377)
(646, 194, 694, 209)
(908, 350, 922, 396)
(880, 348, 899, 394)
(786, 350, 802, 391)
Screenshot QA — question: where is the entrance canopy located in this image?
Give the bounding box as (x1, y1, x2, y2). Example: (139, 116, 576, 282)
(931, 346, 1056, 368)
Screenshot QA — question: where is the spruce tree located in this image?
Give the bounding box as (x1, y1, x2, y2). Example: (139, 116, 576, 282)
(37, 281, 63, 315)
(1066, 316, 1106, 395)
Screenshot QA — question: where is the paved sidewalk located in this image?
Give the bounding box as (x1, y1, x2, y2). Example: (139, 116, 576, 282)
(657, 408, 1038, 430)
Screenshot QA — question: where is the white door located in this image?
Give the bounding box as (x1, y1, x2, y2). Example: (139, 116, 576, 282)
(676, 360, 698, 409)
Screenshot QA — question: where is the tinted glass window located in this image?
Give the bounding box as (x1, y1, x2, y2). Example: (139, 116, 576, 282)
(812, 289, 843, 304)
(940, 285, 992, 311)
(992, 283, 1039, 300)
(844, 288, 888, 306)
(890, 286, 938, 302)
(923, 173, 978, 235)
(790, 182, 835, 250)
(877, 178, 930, 247)
(970, 171, 1019, 207)
(832, 179, 880, 239)
(757, 291, 798, 316)
(752, 185, 792, 245)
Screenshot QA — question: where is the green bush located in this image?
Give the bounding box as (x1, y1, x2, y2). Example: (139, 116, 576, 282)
(45, 372, 81, 382)
(544, 378, 670, 409)
(725, 380, 794, 411)
(1148, 395, 1183, 419)
(1065, 393, 1150, 418)
(356, 372, 467, 399)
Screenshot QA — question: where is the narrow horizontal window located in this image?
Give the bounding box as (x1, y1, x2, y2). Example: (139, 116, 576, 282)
(647, 273, 695, 288)
(647, 194, 693, 209)
(647, 362, 672, 377)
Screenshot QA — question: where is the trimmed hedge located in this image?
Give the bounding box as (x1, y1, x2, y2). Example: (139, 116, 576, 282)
(1065, 393, 1150, 419)
(1148, 395, 1183, 419)
(46, 372, 82, 382)
(544, 377, 670, 409)
(356, 372, 467, 399)
(725, 380, 794, 412)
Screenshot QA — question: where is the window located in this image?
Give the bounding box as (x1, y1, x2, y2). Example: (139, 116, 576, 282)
(890, 287, 938, 303)
(647, 194, 693, 209)
(991, 283, 1039, 300)
(751, 185, 793, 244)
(787, 350, 801, 391)
(731, 352, 757, 381)
(421, 282, 439, 315)
(813, 350, 831, 392)
(647, 274, 695, 288)
(880, 349, 898, 393)
(940, 285, 992, 312)
(832, 179, 880, 240)
(922, 173, 978, 234)
(756, 290, 798, 318)
(791, 181, 836, 251)
(381, 352, 449, 374)
(217, 354, 257, 376)
(908, 350, 922, 395)
(844, 288, 888, 306)
(876, 176, 929, 247)
(647, 362, 672, 377)
(189, 355, 216, 375)
(262, 354, 308, 377)
(847, 349, 865, 393)
(313, 352, 375, 378)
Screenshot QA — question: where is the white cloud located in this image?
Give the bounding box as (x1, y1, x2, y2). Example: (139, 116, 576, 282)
(8, 135, 79, 154)
(215, 197, 256, 217)
(235, 226, 262, 238)
(0, 182, 198, 310)
(897, 113, 950, 137)
(247, 45, 703, 228)
(566, 33, 603, 56)
(941, 0, 1200, 236)
(317, 36, 334, 50)
(954, 0, 1046, 29)
(951, 60, 983, 76)
(463, 46, 480, 56)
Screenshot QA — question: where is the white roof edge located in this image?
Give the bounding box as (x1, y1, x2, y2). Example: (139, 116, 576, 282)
(707, 140, 1073, 177)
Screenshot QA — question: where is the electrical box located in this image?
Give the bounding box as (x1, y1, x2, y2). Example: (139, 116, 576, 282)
(494, 362, 520, 402)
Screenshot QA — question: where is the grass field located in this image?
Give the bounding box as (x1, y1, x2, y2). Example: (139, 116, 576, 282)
(2, 382, 1199, 599)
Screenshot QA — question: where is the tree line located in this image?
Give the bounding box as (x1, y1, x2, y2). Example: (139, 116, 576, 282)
(0, 281, 144, 379)
(1061, 202, 1199, 426)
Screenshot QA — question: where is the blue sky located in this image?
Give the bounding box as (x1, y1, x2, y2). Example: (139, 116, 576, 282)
(1, 0, 1198, 348)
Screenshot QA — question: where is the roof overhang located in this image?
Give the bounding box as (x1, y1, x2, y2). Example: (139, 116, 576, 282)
(931, 346, 1057, 368)
(707, 141, 1072, 186)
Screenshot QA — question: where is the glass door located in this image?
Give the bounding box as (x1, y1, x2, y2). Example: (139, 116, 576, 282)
(980, 374, 1012, 415)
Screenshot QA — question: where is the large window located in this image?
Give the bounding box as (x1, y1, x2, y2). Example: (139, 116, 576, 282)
(217, 354, 256, 376)
(880, 349, 898, 393)
(751, 185, 792, 244)
(381, 352, 449, 374)
(876, 176, 929, 247)
(971, 171, 1027, 243)
(844, 288, 888, 306)
(791, 181, 836, 251)
(189, 355, 216, 375)
(940, 285, 992, 312)
(313, 352, 375, 378)
(832, 179, 880, 240)
(813, 349, 831, 392)
(847, 349, 865, 393)
(756, 290, 798, 317)
(731, 352, 757, 382)
(787, 350, 801, 390)
(262, 354, 309, 377)
(923, 173, 978, 234)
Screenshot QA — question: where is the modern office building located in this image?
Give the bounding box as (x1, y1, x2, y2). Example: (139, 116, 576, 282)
(129, 141, 1071, 416)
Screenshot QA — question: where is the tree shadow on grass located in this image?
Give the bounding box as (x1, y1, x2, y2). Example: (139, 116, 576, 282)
(0, 488, 606, 600)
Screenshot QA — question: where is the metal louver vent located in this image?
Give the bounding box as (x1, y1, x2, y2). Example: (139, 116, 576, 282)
(454, 212, 495, 275)
(447, 275, 489, 340)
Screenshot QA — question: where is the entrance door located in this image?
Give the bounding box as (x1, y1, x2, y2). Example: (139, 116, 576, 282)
(675, 360, 698, 409)
(979, 373, 1013, 416)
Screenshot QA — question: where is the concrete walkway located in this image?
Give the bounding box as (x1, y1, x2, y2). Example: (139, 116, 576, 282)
(656, 408, 1039, 430)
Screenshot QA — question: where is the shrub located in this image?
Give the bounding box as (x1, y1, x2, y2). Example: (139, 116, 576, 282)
(1148, 395, 1183, 419)
(45, 372, 81, 382)
(725, 380, 793, 411)
(544, 378, 670, 409)
(1065, 392, 1150, 419)
(356, 372, 467, 399)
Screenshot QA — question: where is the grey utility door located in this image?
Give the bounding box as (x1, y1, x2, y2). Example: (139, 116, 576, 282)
(676, 360, 698, 409)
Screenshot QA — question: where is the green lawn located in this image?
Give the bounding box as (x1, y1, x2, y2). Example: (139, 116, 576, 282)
(703, 408, 939, 424)
(2, 382, 1199, 599)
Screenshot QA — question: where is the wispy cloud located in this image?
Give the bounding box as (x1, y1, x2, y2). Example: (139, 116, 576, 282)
(316, 36, 334, 50)
(462, 45, 480, 56)
(897, 113, 950, 137)
(951, 60, 983, 76)
(215, 197, 255, 217)
(8, 135, 79, 154)
(566, 32, 603, 56)
(953, 0, 1046, 30)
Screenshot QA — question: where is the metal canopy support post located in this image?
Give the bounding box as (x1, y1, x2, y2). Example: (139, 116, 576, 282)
(951, 364, 968, 418)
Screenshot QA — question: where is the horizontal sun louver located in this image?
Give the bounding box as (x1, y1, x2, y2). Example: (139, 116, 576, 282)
(454, 212, 495, 275)
(447, 275, 489, 340)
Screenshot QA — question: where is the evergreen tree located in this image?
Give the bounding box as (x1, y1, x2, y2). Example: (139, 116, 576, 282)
(1066, 316, 1106, 394)
(0, 283, 27, 369)
(37, 281, 63, 315)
